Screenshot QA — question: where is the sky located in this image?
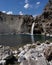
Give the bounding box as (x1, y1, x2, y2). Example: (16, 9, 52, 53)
(0, 0, 48, 16)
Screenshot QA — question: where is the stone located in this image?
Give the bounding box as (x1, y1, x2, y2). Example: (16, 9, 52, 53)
(45, 40, 50, 44)
(36, 41, 41, 45)
(44, 46, 52, 61)
(18, 43, 52, 65)
(0, 45, 14, 65)
(49, 60, 52, 65)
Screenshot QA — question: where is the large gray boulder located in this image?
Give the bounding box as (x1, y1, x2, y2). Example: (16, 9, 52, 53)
(18, 43, 52, 65)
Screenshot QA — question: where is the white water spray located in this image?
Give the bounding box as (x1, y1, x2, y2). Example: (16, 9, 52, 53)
(31, 22, 35, 43)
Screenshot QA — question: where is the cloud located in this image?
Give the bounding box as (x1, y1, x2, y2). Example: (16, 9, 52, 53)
(7, 11, 13, 14)
(36, 2, 40, 5)
(2, 11, 13, 15)
(24, 3, 30, 9)
(24, 0, 29, 9)
(33, 15, 37, 17)
(35, 2, 40, 8)
(19, 11, 23, 15)
(24, 0, 32, 9)
(25, 0, 28, 3)
(2, 11, 6, 13)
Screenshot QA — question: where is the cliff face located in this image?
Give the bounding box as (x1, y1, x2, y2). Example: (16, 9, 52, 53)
(33, 0, 52, 34)
(0, 0, 52, 34)
(0, 12, 34, 34)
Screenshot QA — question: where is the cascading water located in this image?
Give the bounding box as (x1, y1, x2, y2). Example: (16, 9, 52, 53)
(31, 22, 35, 43)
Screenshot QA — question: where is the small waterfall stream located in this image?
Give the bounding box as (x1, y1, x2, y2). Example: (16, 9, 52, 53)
(31, 22, 35, 43)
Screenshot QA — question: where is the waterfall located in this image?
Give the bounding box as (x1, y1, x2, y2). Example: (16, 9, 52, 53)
(31, 22, 35, 43)
(31, 22, 35, 35)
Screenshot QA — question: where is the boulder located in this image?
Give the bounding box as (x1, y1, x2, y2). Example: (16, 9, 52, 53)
(44, 46, 52, 61)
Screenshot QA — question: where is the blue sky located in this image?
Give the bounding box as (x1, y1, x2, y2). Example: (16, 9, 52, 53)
(0, 0, 48, 16)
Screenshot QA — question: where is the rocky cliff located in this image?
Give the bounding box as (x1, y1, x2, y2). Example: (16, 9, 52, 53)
(0, 12, 34, 34)
(0, 0, 52, 34)
(33, 0, 52, 34)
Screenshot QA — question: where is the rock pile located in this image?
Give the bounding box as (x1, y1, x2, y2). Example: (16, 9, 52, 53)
(0, 45, 18, 65)
(18, 42, 52, 65)
(0, 45, 13, 65)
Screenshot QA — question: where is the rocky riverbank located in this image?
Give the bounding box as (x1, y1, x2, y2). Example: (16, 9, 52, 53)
(17, 41, 52, 65)
(0, 45, 18, 65)
(0, 41, 52, 65)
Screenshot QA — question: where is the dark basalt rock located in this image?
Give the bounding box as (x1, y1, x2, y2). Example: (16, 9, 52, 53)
(6, 56, 17, 65)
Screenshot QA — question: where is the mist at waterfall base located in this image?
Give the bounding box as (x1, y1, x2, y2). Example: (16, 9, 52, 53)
(0, 34, 52, 47)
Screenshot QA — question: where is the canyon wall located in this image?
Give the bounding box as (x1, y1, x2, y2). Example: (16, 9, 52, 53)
(0, 12, 34, 34)
(33, 0, 52, 34)
(0, 0, 52, 34)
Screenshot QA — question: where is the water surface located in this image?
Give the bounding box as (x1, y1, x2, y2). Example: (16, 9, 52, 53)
(0, 34, 52, 47)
